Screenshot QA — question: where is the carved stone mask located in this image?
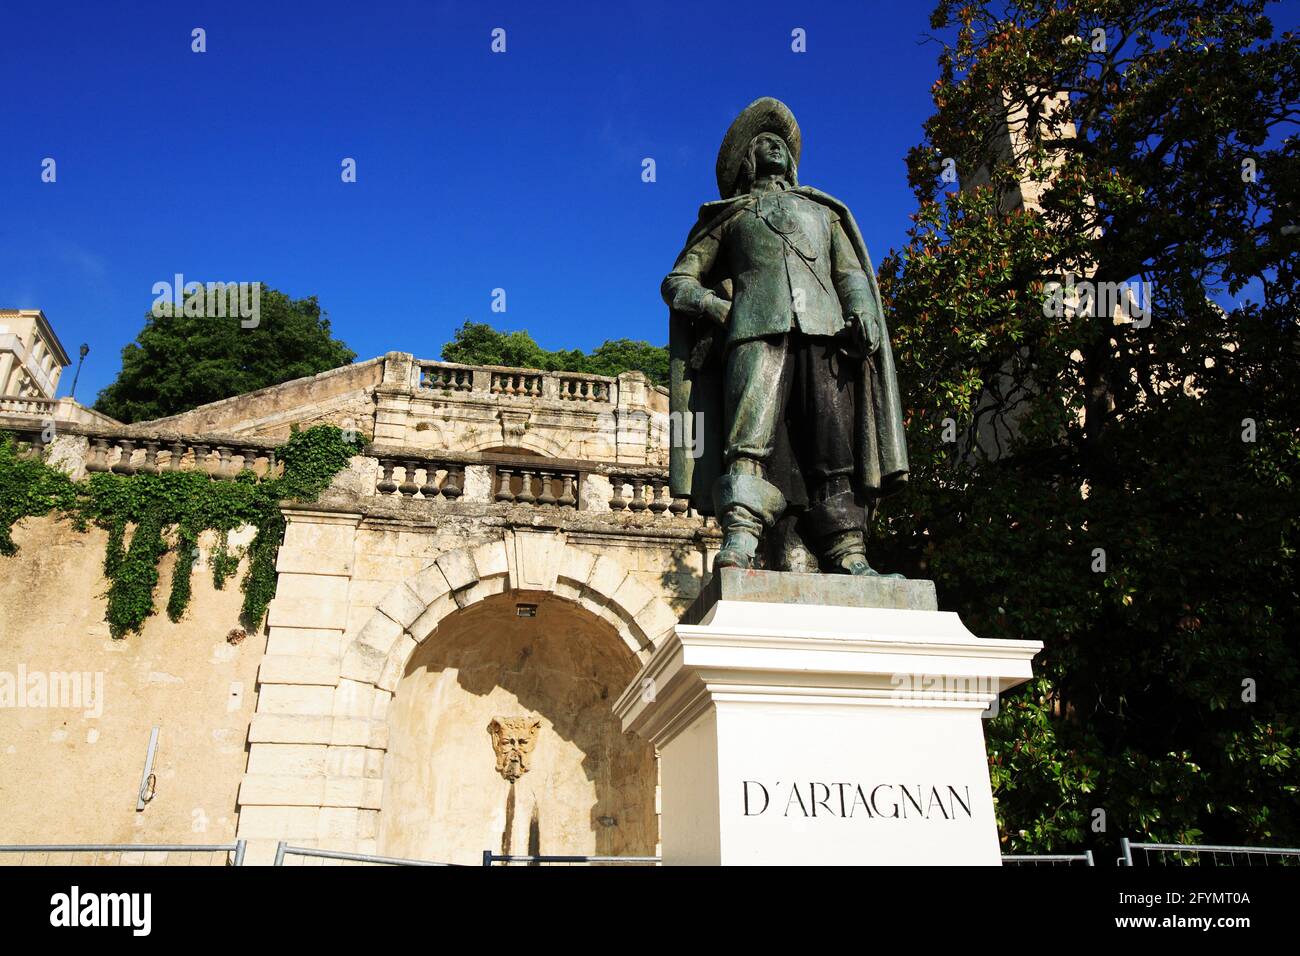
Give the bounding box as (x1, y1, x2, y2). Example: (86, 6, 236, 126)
(488, 716, 541, 782)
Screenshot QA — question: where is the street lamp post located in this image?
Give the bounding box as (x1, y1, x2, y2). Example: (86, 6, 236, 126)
(69, 343, 89, 400)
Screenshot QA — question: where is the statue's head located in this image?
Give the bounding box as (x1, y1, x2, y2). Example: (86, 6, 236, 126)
(488, 716, 541, 782)
(715, 97, 802, 198)
(735, 131, 799, 195)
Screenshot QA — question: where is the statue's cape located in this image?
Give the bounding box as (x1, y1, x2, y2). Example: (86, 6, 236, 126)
(668, 185, 909, 514)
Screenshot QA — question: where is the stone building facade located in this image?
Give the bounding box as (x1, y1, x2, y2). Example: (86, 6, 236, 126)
(0, 351, 720, 865)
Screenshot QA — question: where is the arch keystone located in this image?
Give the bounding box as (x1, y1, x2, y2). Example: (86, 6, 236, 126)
(505, 529, 567, 592)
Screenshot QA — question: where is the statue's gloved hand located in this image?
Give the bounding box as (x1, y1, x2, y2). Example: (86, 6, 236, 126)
(848, 313, 881, 355)
(702, 292, 731, 327)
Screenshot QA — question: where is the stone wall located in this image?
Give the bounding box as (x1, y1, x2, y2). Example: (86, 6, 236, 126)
(233, 505, 709, 863)
(0, 517, 262, 852)
(126, 356, 387, 440)
(0, 352, 713, 865)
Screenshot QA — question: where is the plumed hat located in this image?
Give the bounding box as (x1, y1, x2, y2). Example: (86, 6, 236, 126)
(715, 97, 802, 199)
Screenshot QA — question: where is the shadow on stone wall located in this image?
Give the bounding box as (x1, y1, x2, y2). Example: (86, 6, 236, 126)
(378, 591, 657, 864)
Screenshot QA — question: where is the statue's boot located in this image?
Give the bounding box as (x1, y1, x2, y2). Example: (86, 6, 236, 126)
(712, 472, 785, 571)
(823, 531, 892, 577)
(807, 487, 902, 578)
(825, 533, 906, 578)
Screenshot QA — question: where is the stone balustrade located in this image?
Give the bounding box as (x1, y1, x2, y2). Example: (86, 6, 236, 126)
(417, 364, 474, 392)
(359, 446, 692, 518)
(413, 360, 617, 405)
(609, 473, 689, 517)
(84, 436, 282, 479)
(374, 456, 466, 500)
(490, 370, 543, 398)
(557, 374, 612, 402)
(0, 395, 58, 418)
(491, 464, 580, 507)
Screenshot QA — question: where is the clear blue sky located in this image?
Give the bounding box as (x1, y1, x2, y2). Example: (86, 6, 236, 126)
(3, 1, 1294, 403)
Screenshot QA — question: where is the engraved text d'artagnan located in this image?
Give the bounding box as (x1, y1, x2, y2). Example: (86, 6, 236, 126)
(742, 781, 975, 820)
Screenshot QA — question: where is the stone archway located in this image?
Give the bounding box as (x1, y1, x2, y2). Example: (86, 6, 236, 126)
(237, 530, 677, 863)
(340, 531, 676, 689)
(378, 590, 657, 863)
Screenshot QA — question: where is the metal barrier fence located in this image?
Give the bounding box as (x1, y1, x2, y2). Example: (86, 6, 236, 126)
(0, 842, 245, 866)
(4, 839, 1297, 867)
(273, 843, 456, 866)
(482, 852, 660, 866)
(1002, 852, 1095, 866)
(1119, 838, 1300, 867)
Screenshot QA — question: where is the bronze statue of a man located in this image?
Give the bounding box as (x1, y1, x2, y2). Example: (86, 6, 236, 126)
(663, 97, 908, 575)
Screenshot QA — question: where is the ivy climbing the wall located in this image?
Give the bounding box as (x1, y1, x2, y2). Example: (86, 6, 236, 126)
(0, 424, 361, 638)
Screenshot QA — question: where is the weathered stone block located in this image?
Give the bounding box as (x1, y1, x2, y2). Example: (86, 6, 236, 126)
(377, 581, 424, 628)
(472, 538, 509, 579)
(332, 678, 378, 718)
(239, 773, 326, 806)
(409, 562, 451, 606)
(258, 654, 341, 687)
(249, 713, 333, 745)
(246, 743, 329, 777)
(435, 548, 479, 592)
(408, 591, 457, 643)
(378, 634, 417, 691)
(265, 628, 345, 658)
(236, 806, 321, 839)
(255, 683, 337, 716)
(559, 541, 598, 587)
(586, 554, 629, 604)
(339, 639, 388, 685)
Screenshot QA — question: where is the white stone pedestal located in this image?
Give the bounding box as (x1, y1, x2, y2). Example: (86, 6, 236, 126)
(614, 570, 1041, 866)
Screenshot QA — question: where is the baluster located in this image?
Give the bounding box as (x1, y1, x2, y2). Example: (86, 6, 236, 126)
(377, 459, 398, 495)
(139, 441, 161, 475)
(442, 466, 464, 499)
(110, 440, 136, 475)
(628, 477, 648, 512)
(240, 447, 260, 475)
(610, 477, 628, 511)
(168, 440, 186, 471)
(494, 467, 515, 502)
(420, 463, 440, 499)
(648, 478, 669, 514)
(214, 446, 234, 478)
(558, 474, 577, 508)
(517, 470, 537, 504)
(669, 495, 688, 517)
(192, 444, 211, 475)
(537, 472, 557, 505)
(398, 461, 419, 496)
(86, 438, 111, 473)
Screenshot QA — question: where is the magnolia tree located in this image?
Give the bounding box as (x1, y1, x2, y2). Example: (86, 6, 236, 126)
(876, 0, 1299, 852)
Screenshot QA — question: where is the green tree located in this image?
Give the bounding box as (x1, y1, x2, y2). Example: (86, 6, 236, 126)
(441, 322, 669, 386)
(95, 287, 356, 423)
(877, 0, 1299, 854)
